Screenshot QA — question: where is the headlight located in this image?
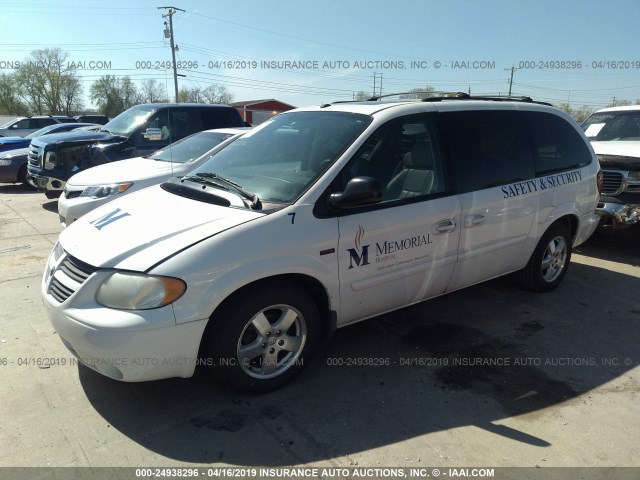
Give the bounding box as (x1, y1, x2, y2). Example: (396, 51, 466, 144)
(81, 183, 133, 199)
(96, 272, 186, 310)
(44, 152, 58, 170)
(627, 171, 640, 183)
(0, 159, 12, 166)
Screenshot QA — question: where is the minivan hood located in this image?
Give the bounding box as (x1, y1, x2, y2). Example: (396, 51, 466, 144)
(67, 157, 183, 186)
(58, 185, 262, 271)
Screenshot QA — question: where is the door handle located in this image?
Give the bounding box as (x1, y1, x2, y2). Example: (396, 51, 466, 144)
(432, 219, 457, 234)
(464, 213, 486, 228)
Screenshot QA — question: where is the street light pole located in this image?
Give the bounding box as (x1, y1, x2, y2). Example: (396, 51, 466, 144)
(159, 6, 185, 103)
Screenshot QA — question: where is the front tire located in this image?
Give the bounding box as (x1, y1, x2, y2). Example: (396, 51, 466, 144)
(202, 282, 320, 394)
(517, 223, 572, 292)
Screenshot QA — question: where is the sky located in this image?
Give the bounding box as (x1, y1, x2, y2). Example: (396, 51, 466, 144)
(1, 0, 640, 111)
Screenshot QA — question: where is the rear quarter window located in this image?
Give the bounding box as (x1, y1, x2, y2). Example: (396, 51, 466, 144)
(201, 109, 242, 129)
(524, 111, 593, 176)
(437, 110, 535, 194)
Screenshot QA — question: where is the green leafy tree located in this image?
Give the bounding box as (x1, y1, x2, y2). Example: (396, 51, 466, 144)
(90, 75, 141, 117)
(0, 73, 29, 115)
(15, 48, 83, 114)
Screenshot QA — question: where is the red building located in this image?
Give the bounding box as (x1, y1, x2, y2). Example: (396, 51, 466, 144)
(231, 99, 296, 125)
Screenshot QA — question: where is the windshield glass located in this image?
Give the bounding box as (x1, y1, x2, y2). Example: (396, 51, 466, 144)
(188, 111, 370, 204)
(582, 111, 640, 141)
(102, 105, 157, 137)
(0, 119, 19, 128)
(151, 131, 238, 163)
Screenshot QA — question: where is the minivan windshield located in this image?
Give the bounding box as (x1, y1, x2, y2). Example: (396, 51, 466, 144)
(186, 111, 370, 204)
(150, 131, 239, 164)
(101, 105, 157, 137)
(582, 111, 640, 141)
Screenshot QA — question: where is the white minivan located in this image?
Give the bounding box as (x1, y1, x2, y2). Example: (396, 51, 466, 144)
(58, 127, 249, 227)
(42, 96, 601, 393)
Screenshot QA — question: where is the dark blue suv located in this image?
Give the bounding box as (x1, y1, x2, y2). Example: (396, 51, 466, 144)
(27, 103, 244, 198)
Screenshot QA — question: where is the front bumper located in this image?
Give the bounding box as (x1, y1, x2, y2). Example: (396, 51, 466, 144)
(58, 190, 112, 227)
(596, 200, 640, 227)
(41, 249, 208, 382)
(28, 173, 66, 193)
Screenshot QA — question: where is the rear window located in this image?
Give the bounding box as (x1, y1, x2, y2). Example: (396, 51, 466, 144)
(524, 112, 593, 175)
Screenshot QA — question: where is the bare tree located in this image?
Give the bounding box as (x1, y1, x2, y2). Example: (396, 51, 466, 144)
(61, 75, 84, 115)
(557, 104, 595, 123)
(140, 79, 167, 103)
(179, 84, 233, 104)
(398, 86, 436, 100)
(201, 84, 233, 104)
(353, 91, 370, 101)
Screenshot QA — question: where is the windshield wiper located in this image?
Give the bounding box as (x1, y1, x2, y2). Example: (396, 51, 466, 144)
(183, 172, 262, 209)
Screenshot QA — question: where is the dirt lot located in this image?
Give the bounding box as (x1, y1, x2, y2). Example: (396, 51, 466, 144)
(0, 185, 638, 476)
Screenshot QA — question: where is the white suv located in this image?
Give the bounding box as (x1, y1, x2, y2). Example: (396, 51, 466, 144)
(42, 95, 601, 393)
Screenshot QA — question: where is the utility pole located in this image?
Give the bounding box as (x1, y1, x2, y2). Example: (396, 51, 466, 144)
(505, 66, 519, 98)
(158, 6, 185, 103)
(373, 72, 383, 98)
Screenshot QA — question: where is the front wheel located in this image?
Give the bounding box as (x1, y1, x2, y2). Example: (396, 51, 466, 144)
(517, 223, 572, 292)
(202, 282, 321, 394)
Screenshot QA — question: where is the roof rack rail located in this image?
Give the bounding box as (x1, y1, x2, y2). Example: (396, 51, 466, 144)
(366, 91, 468, 101)
(361, 91, 551, 106)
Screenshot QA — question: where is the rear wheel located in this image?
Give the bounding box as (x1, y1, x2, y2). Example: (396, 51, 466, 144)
(517, 223, 572, 292)
(202, 282, 320, 394)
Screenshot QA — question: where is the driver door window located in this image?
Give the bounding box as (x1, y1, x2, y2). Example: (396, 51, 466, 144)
(342, 116, 447, 204)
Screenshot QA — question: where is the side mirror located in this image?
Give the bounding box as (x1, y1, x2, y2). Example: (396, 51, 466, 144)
(328, 176, 383, 209)
(142, 127, 162, 141)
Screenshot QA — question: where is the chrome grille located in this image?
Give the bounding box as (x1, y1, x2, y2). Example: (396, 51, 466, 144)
(48, 254, 97, 303)
(28, 144, 40, 167)
(601, 170, 624, 195)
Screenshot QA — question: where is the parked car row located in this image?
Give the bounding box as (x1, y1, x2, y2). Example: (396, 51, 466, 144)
(40, 95, 602, 393)
(0, 123, 99, 185)
(0, 114, 108, 137)
(26, 103, 245, 198)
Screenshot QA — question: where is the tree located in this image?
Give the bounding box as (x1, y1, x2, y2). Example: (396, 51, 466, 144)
(0, 73, 29, 115)
(61, 75, 84, 115)
(399, 86, 436, 100)
(15, 48, 83, 115)
(140, 79, 167, 103)
(90, 75, 141, 117)
(353, 91, 370, 101)
(178, 84, 233, 104)
(557, 104, 594, 123)
(201, 84, 233, 104)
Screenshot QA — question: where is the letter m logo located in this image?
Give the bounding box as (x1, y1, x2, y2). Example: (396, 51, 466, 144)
(347, 245, 370, 269)
(90, 208, 131, 230)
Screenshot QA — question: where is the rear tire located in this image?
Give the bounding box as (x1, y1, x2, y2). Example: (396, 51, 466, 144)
(202, 282, 320, 394)
(517, 223, 572, 292)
